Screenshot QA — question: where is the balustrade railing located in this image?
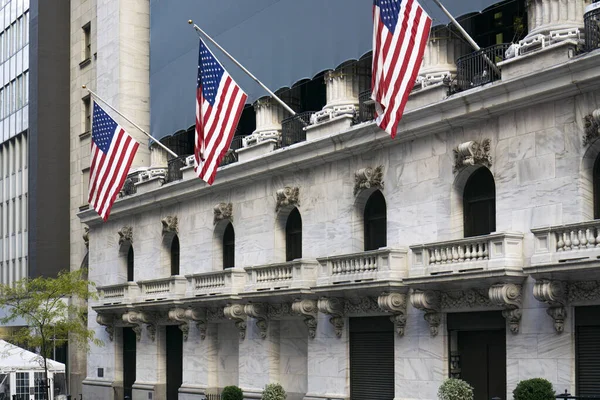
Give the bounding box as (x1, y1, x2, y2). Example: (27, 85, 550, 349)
(96, 282, 140, 305)
(138, 276, 187, 301)
(531, 221, 600, 266)
(244, 260, 318, 292)
(186, 269, 246, 297)
(316, 248, 407, 286)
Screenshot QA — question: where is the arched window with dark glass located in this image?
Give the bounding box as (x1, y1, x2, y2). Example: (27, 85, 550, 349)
(223, 222, 235, 269)
(594, 155, 600, 219)
(364, 190, 387, 251)
(127, 245, 134, 282)
(171, 236, 180, 276)
(463, 168, 496, 237)
(286, 208, 302, 261)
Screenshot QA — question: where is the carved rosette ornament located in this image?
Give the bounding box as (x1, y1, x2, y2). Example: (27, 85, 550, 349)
(354, 166, 384, 196)
(118, 226, 133, 246)
(244, 303, 269, 339)
(533, 280, 568, 333)
(213, 203, 233, 225)
(489, 283, 522, 334)
(83, 227, 90, 249)
(410, 290, 441, 336)
(185, 308, 208, 340)
(378, 292, 408, 336)
(161, 216, 178, 235)
(583, 109, 600, 146)
(267, 303, 292, 319)
(453, 139, 492, 173)
(168, 308, 190, 341)
(441, 289, 492, 309)
(344, 297, 380, 314)
(291, 299, 318, 339)
(224, 304, 247, 340)
(96, 313, 115, 341)
(275, 187, 300, 212)
(317, 297, 345, 338)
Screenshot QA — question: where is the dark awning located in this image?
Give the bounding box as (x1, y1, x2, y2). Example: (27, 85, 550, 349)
(150, 0, 509, 141)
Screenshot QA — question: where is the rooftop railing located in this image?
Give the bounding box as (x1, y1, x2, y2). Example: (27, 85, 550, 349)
(281, 111, 313, 147)
(584, 3, 600, 52)
(358, 89, 375, 123)
(456, 44, 510, 92)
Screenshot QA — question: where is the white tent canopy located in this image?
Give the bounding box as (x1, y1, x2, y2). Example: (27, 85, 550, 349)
(0, 340, 65, 374)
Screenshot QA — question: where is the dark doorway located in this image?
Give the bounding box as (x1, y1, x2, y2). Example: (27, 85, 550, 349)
(166, 325, 183, 400)
(350, 316, 394, 400)
(448, 312, 506, 400)
(123, 327, 136, 400)
(286, 208, 302, 261)
(223, 222, 235, 269)
(364, 190, 387, 251)
(463, 168, 496, 237)
(576, 306, 600, 395)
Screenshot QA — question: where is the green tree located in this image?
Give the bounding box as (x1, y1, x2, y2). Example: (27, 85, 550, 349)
(0, 269, 101, 400)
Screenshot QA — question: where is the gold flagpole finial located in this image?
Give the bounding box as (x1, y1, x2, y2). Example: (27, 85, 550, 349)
(188, 20, 193, 25)
(82, 84, 87, 89)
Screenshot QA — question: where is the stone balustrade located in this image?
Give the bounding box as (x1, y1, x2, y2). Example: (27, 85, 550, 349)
(410, 233, 524, 277)
(96, 282, 140, 305)
(316, 248, 408, 286)
(138, 276, 187, 301)
(244, 259, 318, 292)
(531, 221, 600, 266)
(186, 268, 246, 297)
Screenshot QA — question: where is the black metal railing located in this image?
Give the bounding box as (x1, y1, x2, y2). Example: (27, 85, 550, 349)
(220, 135, 245, 166)
(206, 393, 221, 400)
(167, 155, 188, 182)
(456, 43, 510, 92)
(358, 89, 375, 123)
(230, 135, 245, 151)
(584, 4, 600, 52)
(557, 390, 600, 400)
(281, 111, 314, 147)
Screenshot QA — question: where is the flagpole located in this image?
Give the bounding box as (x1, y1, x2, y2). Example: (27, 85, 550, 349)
(188, 20, 297, 117)
(82, 85, 179, 159)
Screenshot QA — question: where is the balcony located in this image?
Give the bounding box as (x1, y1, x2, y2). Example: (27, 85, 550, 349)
(221, 135, 245, 166)
(455, 44, 509, 92)
(584, 2, 600, 53)
(281, 112, 313, 147)
(186, 268, 246, 297)
(244, 259, 318, 292)
(358, 89, 375, 123)
(96, 282, 140, 305)
(138, 276, 187, 301)
(316, 248, 408, 287)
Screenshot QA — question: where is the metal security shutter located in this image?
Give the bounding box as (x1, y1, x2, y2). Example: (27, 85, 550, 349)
(350, 317, 395, 400)
(576, 306, 600, 396)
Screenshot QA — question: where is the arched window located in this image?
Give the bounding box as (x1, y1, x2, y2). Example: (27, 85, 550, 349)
(127, 245, 134, 282)
(223, 222, 235, 269)
(171, 236, 180, 276)
(286, 208, 302, 261)
(594, 155, 600, 219)
(364, 190, 387, 251)
(463, 168, 496, 237)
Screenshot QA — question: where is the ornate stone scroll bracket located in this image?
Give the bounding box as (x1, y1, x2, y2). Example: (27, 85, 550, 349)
(410, 290, 441, 336)
(354, 166, 384, 196)
(118, 226, 133, 246)
(224, 304, 247, 340)
(292, 299, 318, 339)
(533, 280, 568, 333)
(275, 187, 300, 212)
(489, 283, 522, 334)
(185, 308, 208, 340)
(244, 303, 269, 339)
(161, 216, 178, 235)
(213, 202, 233, 225)
(168, 308, 191, 341)
(378, 292, 408, 336)
(583, 109, 600, 146)
(83, 226, 90, 249)
(122, 310, 157, 342)
(96, 313, 115, 342)
(317, 297, 345, 338)
(453, 139, 492, 173)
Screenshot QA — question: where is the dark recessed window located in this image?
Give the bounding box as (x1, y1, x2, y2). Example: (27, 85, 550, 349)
(364, 190, 387, 251)
(463, 168, 496, 237)
(127, 245, 134, 282)
(171, 236, 180, 276)
(286, 208, 302, 261)
(594, 155, 600, 220)
(223, 223, 235, 269)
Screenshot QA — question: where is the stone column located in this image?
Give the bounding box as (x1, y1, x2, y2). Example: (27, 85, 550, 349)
(244, 89, 301, 147)
(419, 26, 465, 83)
(526, 0, 588, 38)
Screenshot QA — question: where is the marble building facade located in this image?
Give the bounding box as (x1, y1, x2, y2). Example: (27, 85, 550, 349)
(80, 1, 600, 400)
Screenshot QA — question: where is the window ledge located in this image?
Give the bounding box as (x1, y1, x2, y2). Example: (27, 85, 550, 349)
(79, 131, 91, 139)
(79, 204, 89, 212)
(79, 58, 92, 69)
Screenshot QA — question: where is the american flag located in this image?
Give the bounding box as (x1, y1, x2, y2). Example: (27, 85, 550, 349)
(371, 0, 432, 138)
(88, 102, 139, 221)
(195, 39, 247, 184)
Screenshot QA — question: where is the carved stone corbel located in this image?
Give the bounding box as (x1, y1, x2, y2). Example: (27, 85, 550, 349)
(410, 290, 441, 336)
(317, 297, 345, 338)
(244, 303, 269, 339)
(453, 139, 492, 173)
(118, 226, 133, 246)
(354, 166, 384, 196)
(122, 310, 157, 341)
(96, 313, 115, 341)
(292, 299, 318, 339)
(224, 304, 247, 340)
(489, 283, 522, 334)
(533, 280, 568, 333)
(161, 216, 178, 235)
(583, 109, 600, 146)
(275, 187, 300, 212)
(83, 227, 90, 249)
(185, 308, 208, 340)
(168, 308, 190, 341)
(214, 203, 233, 225)
(378, 292, 408, 336)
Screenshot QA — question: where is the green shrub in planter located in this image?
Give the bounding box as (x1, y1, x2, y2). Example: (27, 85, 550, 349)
(262, 383, 287, 400)
(513, 378, 555, 400)
(438, 378, 474, 400)
(222, 385, 244, 400)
